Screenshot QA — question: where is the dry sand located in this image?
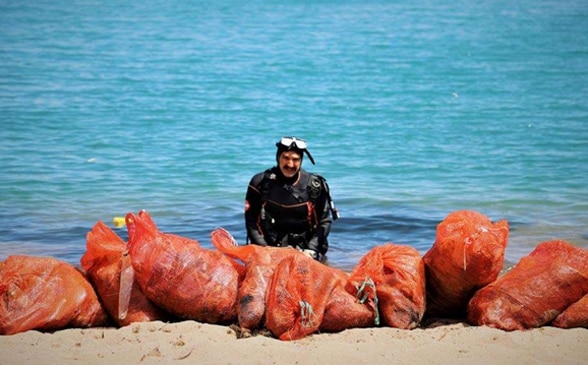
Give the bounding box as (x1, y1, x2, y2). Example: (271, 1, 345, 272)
(1, 320, 586, 365)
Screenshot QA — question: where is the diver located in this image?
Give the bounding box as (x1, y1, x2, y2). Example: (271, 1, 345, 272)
(244, 136, 338, 261)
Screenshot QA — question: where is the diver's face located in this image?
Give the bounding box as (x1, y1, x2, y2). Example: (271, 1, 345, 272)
(278, 150, 302, 178)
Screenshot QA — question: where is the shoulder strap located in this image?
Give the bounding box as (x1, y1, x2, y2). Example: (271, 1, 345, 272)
(258, 169, 277, 202)
(307, 174, 339, 220)
(307, 174, 323, 202)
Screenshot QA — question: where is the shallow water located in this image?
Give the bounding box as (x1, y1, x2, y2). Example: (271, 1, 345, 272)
(1, 0, 587, 271)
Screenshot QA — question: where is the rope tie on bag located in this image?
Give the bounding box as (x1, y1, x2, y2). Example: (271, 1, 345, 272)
(356, 277, 380, 326)
(299, 300, 316, 328)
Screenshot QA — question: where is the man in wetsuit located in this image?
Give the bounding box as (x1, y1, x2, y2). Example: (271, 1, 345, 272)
(244, 137, 338, 260)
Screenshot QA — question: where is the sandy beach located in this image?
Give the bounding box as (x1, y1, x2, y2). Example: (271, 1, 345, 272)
(1, 320, 587, 365)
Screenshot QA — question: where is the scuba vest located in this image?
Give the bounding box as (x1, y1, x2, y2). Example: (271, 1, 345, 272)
(257, 169, 338, 247)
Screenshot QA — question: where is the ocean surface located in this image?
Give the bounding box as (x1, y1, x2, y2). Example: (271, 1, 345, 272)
(1, 0, 587, 271)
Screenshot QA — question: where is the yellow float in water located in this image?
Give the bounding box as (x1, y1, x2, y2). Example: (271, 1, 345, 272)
(113, 216, 126, 228)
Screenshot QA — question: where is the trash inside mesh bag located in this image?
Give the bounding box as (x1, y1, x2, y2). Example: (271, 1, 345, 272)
(468, 240, 588, 330)
(348, 243, 426, 329)
(211, 227, 299, 332)
(423, 210, 509, 318)
(318, 269, 378, 333)
(552, 293, 588, 329)
(0, 255, 109, 335)
(126, 211, 242, 324)
(81, 220, 167, 327)
(265, 254, 377, 341)
(212, 228, 377, 338)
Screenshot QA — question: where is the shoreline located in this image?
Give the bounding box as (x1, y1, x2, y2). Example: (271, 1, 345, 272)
(1, 320, 587, 365)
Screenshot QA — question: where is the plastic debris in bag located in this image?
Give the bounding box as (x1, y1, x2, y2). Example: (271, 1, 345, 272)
(126, 211, 242, 324)
(0, 255, 109, 335)
(81, 221, 167, 327)
(348, 244, 426, 329)
(468, 240, 588, 330)
(211, 227, 299, 333)
(552, 293, 588, 329)
(266, 254, 377, 340)
(423, 210, 509, 318)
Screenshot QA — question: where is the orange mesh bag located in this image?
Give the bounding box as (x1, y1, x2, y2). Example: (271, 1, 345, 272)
(129, 210, 201, 248)
(126, 211, 242, 324)
(212, 228, 377, 336)
(423, 210, 509, 318)
(468, 240, 588, 330)
(347, 244, 426, 329)
(266, 254, 344, 340)
(211, 228, 301, 332)
(319, 269, 378, 332)
(81, 221, 166, 327)
(0, 255, 109, 335)
(552, 293, 588, 329)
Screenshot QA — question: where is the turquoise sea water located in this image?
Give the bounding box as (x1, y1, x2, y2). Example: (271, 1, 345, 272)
(1, 0, 587, 271)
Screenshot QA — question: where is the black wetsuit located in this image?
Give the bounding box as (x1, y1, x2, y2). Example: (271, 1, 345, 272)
(244, 167, 332, 256)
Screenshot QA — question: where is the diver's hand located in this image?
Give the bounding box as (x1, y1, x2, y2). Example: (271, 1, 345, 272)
(302, 249, 318, 260)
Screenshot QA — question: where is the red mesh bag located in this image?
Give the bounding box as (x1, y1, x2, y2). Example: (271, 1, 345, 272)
(130, 210, 200, 248)
(319, 269, 378, 333)
(468, 240, 588, 330)
(266, 254, 376, 340)
(126, 211, 242, 324)
(211, 228, 299, 332)
(423, 210, 509, 318)
(0, 255, 109, 335)
(81, 221, 166, 327)
(552, 293, 588, 329)
(265, 254, 333, 340)
(347, 244, 426, 329)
